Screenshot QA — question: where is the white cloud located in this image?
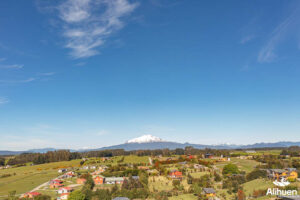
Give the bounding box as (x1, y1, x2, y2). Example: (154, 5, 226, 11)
(38, 72, 55, 76)
(96, 130, 109, 136)
(0, 97, 9, 105)
(240, 35, 255, 44)
(258, 7, 300, 63)
(57, 0, 138, 58)
(0, 64, 23, 69)
(0, 58, 6, 62)
(0, 78, 35, 84)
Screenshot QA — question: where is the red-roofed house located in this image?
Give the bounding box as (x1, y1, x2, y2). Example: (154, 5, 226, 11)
(65, 171, 75, 177)
(50, 182, 63, 189)
(169, 170, 183, 179)
(94, 176, 104, 185)
(22, 192, 41, 199)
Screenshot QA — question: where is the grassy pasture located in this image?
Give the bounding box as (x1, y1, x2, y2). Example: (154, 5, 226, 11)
(84, 155, 149, 166)
(242, 178, 273, 196)
(230, 158, 260, 173)
(168, 194, 198, 200)
(0, 160, 81, 197)
(148, 176, 173, 192)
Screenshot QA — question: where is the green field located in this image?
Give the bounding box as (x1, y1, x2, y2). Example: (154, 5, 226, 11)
(230, 158, 260, 173)
(149, 176, 173, 192)
(84, 155, 149, 166)
(0, 160, 81, 197)
(189, 171, 210, 178)
(168, 194, 198, 200)
(242, 178, 273, 196)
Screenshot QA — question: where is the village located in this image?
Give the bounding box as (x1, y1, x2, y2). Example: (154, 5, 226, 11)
(0, 147, 300, 200)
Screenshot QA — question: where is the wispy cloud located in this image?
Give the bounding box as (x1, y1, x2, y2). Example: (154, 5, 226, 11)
(258, 5, 300, 63)
(0, 64, 23, 69)
(38, 72, 55, 76)
(96, 130, 109, 136)
(57, 0, 138, 58)
(0, 97, 9, 105)
(0, 58, 6, 62)
(240, 35, 255, 44)
(75, 62, 86, 67)
(150, 0, 181, 8)
(0, 78, 36, 84)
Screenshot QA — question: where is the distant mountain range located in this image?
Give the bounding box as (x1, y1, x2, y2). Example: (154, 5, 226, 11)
(1, 135, 300, 155)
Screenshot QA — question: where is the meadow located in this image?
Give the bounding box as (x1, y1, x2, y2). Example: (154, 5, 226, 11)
(0, 160, 81, 197)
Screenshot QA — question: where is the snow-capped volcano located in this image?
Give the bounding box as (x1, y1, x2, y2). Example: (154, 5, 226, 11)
(126, 135, 164, 143)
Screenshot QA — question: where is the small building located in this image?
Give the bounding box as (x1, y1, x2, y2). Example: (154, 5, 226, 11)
(169, 170, 183, 179)
(204, 153, 213, 159)
(77, 178, 87, 184)
(58, 187, 73, 194)
(105, 177, 124, 184)
(64, 171, 75, 178)
(58, 168, 67, 173)
(94, 176, 105, 185)
(50, 182, 63, 189)
(267, 168, 298, 181)
(203, 188, 216, 197)
(58, 193, 70, 200)
(22, 192, 41, 199)
(286, 168, 298, 180)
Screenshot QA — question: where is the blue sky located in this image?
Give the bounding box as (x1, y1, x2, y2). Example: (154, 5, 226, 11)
(1, 0, 300, 150)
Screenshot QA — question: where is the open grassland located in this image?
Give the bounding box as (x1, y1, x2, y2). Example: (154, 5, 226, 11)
(230, 158, 260, 173)
(233, 150, 282, 156)
(123, 155, 149, 164)
(0, 160, 81, 196)
(149, 176, 173, 192)
(85, 155, 149, 166)
(168, 194, 198, 200)
(189, 171, 210, 178)
(242, 178, 273, 196)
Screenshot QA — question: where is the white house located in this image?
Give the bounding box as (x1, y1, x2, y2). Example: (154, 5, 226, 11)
(58, 187, 73, 194)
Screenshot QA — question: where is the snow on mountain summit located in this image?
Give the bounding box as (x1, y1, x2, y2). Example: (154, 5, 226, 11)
(126, 135, 163, 143)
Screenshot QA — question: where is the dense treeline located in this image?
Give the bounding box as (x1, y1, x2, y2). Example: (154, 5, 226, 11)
(0, 157, 5, 166)
(6, 150, 81, 165)
(4, 147, 232, 166)
(281, 146, 300, 157)
(4, 145, 300, 167)
(82, 147, 231, 158)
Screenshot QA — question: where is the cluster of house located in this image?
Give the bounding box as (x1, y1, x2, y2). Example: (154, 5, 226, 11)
(76, 175, 140, 185)
(204, 154, 231, 162)
(266, 168, 298, 181)
(77, 165, 136, 185)
(21, 192, 41, 199)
